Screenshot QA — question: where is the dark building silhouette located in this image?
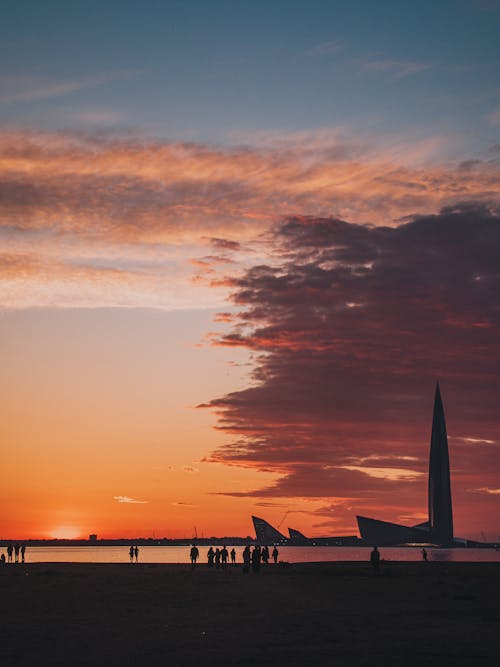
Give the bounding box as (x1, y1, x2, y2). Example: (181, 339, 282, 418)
(428, 383, 453, 544)
(252, 516, 286, 544)
(357, 383, 455, 546)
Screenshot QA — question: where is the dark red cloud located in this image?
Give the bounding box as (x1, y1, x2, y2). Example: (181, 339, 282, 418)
(202, 203, 500, 537)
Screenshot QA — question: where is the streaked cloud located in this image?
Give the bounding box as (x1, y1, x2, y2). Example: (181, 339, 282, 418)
(1, 128, 498, 310)
(113, 495, 149, 504)
(361, 59, 431, 78)
(0, 70, 139, 105)
(308, 40, 342, 57)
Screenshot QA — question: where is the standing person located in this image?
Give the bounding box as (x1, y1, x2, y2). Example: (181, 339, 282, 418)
(422, 548, 428, 562)
(251, 545, 261, 574)
(14, 544, 20, 563)
(190, 544, 199, 570)
(207, 547, 215, 567)
(272, 546, 279, 564)
(221, 545, 228, 569)
(21, 544, 26, 563)
(7, 544, 13, 563)
(230, 548, 236, 564)
(129, 545, 134, 562)
(214, 547, 221, 569)
(134, 545, 139, 563)
(370, 545, 380, 575)
(242, 545, 251, 574)
(261, 545, 269, 564)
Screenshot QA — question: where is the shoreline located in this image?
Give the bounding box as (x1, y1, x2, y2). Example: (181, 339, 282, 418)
(2, 562, 499, 666)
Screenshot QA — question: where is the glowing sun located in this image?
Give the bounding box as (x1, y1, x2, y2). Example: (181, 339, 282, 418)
(50, 526, 82, 539)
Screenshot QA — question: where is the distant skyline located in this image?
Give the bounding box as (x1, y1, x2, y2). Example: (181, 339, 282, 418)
(1, 1, 499, 541)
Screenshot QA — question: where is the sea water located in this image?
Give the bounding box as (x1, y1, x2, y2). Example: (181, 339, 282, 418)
(12, 545, 500, 564)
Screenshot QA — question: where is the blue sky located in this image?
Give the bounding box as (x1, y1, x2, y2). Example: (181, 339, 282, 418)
(2, 0, 499, 151)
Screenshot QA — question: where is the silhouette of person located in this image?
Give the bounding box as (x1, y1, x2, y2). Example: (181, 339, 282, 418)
(370, 545, 380, 575)
(272, 546, 279, 564)
(207, 547, 215, 567)
(242, 545, 251, 574)
(14, 543, 20, 563)
(221, 545, 228, 569)
(230, 548, 236, 564)
(422, 548, 428, 562)
(7, 544, 13, 563)
(262, 545, 269, 564)
(21, 544, 26, 563)
(134, 545, 139, 562)
(0, 553, 5, 565)
(214, 547, 221, 569)
(190, 544, 199, 570)
(251, 545, 261, 574)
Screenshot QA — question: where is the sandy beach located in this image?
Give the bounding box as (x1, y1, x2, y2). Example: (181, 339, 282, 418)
(1, 561, 499, 666)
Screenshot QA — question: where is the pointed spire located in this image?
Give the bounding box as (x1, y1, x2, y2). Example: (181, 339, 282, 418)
(428, 382, 453, 544)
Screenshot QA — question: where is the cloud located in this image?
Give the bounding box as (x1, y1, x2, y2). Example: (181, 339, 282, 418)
(172, 501, 198, 507)
(470, 487, 500, 495)
(113, 495, 149, 504)
(487, 107, 500, 125)
(0, 70, 139, 105)
(308, 40, 342, 57)
(182, 466, 199, 474)
(201, 204, 500, 533)
(361, 59, 431, 79)
(0, 128, 499, 309)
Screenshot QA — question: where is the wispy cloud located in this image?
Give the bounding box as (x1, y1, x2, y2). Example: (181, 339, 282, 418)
(0, 70, 139, 105)
(487, 107, 500, 125)
(0, 128, 498, 309)
(361, 59, 431, 79)
(183, 466, 199, 474)
(308, 40, 342, 57)
(113, 495, 149, 504)
(470, 487, 500, 495)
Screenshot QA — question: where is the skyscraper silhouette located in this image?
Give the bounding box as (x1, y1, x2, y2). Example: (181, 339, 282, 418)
(356, 383, 456, 545)
(428, 383, 453, 544)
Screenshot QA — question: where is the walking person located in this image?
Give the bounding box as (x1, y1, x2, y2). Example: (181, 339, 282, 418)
(7, 544, 13, 563)
(134, 545, 139, 563)
(422, 547, 428, 562)
(272, 546, 279, 564)
(129, 545, 134, 563)
(230, 548, 236, 564)
(21, 544, 26, 563)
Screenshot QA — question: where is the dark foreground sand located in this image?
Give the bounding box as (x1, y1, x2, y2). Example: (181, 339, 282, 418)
(1, 561, 499, 666)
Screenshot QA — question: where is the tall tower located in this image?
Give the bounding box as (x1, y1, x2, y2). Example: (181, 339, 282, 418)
(428, 383, 454, 544)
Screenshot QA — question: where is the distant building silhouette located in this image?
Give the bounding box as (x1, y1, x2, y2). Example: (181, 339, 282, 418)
(357, 383, 455, 546)
(428, 383, 453, 544)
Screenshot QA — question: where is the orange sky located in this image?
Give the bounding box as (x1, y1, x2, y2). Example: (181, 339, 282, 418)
(1, 131, 499, 543)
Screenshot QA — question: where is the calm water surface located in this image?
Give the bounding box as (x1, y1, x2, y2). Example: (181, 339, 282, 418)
(14, 545, 500, 563)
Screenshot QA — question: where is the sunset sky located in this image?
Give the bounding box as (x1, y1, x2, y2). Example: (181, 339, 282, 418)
(1, 0, 499, 541)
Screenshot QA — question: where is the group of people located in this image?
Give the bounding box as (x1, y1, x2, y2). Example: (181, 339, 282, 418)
(1, 544, 26, 564)
(189, 544, 280, 572)
(129, 545, 140, 562)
